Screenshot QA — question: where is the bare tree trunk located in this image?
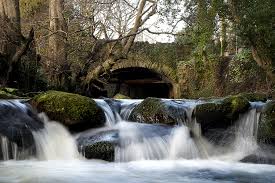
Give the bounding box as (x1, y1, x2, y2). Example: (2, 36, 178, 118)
(48, 0, 69, 89)
(220, 16, 227, 56)
(0, 0, 34, 86)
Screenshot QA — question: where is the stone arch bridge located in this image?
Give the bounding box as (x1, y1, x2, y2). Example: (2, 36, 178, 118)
(102, 42, 189, 99)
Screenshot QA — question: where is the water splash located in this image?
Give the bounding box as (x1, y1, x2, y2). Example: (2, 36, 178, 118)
(168, 126, 200, 159)
(32, 113, 81, 160)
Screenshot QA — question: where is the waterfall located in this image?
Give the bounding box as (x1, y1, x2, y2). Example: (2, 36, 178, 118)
(0, 136, 18, 160)
(32, 113, 81, 160)
(0, 98, 264, 163)
(231, 108, 260, 159)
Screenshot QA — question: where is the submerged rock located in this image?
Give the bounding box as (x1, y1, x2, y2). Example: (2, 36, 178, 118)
(77, 129, 119, 161)
(0, 101, 44, 159)
(129, 97, 187, 125)
(194, 95, 250, 135)
(258, 101, 275, 144)
(241, 154, 275, 165)
(31, 91, 105, 132)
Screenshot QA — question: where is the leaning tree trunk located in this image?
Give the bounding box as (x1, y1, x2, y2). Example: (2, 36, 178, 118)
(84, 0, 151, 86)
(0, 0, 34, 87)
(0, 0, 21, 85)
(48, 0, 69, 89)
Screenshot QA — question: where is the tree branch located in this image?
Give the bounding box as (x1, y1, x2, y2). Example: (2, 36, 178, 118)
(12, 28, 34, 63)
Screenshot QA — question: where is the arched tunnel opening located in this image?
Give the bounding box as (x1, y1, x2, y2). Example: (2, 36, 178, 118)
(107, 67, 173, 99)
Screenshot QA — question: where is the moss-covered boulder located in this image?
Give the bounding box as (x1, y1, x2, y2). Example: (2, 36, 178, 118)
(238, 92, 267, 102)
(258, 101, 275, 144)
(194, 95, 250, 134)
(129, 97, 187, 125)
(31, 91, 105, 131)
(113, 93, 131, 99)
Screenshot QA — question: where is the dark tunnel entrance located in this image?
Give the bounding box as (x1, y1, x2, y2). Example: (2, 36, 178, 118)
(107, 67, 173, 99)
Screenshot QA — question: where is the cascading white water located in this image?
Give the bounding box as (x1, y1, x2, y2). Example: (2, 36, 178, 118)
(119, 99, 142, 120)
(94, 99, 117, 126)
(231, 108, 260, 159)
(0, 136, 18, 160)
(0, 98, 274, 183)
(32, 113, 81, 160)
(0, 99, 263, 163)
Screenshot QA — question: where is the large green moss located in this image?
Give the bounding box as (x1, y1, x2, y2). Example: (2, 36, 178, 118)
(31, 91, 105, 131)
(258, 101, 275, 144)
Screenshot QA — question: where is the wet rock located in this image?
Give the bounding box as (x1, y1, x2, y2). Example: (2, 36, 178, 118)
(31, 91, 105, 132)
(194, 95, 250, 134)
(240, 154, 275, 165)
(129, 97, 187, 125)
(258, 101, 275, 144)
(0, 101, 44, 159)
(77, 129, 119, 161)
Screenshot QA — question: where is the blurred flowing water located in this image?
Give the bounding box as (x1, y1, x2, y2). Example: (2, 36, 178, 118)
(0, 99, 274, 183)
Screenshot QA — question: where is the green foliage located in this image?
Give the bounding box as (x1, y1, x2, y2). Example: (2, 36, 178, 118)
(228, 49, 262, 84)
(232, 0, 275, 63)
(176, 0, 228, 60)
